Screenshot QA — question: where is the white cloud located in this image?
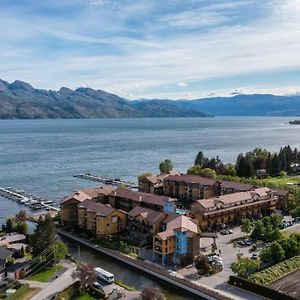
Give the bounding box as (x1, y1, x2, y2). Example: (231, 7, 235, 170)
(1, 0, 300, 99)
(177, 82, 188, 87)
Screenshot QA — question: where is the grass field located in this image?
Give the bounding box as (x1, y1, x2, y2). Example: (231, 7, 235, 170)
(27, 265, 63, 282)
(73, 293, 95, 300)
(262, 176, 300, 186)
(6, 284, 39, 300)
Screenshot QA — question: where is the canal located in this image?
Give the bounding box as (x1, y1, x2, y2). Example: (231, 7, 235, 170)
(63, 238, 197, 300)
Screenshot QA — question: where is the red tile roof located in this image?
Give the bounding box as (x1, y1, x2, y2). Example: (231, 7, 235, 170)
(128, 206, 166, 224)
(78, 199, 117, 216)
(111, 188, 175, 207)
(165, 175, 254, 191)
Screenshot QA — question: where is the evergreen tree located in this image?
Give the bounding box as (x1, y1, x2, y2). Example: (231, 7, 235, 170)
(159, 159, 173, 174)
(31, 214, 56, 256)
(6, 218, 15, 233)
(195, 151, 205, 166)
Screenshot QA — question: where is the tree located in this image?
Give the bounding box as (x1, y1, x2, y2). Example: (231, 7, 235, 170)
(195, 151, 205, 166)
(16, 210, 27, 223)
(31, 214, 56, 256)
(199, 168, 216, 179)
(260, 247, 272, 263)
(141, 288, 166, 300)
(270, 215, 283, 229)
(224, 163, 236, 176)
(15, 222, 28, 235)
(236, 154, 254, 178)
(251, 220, 265, 241)
(19, 246, 26, 258)
(241, 219, 252, 234)
(270, 228, 282, 242)
(187, 164, 202, 175)
(6, 218, 15, 233)
(72, 264, 97, 290)
(194, 254, 211, 275)
(291, 206, 300, 218)
(53, 241, 68, 263)
(269, 242, 285, 263)
(281, 235, 300, 258)
(159, 159, 173, 174)
(231, 258, 260, 278)
(138, 172, 153, 182)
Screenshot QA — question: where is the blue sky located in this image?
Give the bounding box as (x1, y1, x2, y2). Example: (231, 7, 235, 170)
(1, 0, 300, 99)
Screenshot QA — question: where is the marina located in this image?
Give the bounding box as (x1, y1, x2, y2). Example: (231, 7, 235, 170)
(0, 187, 60, 213)
(74, 173, 139, 189)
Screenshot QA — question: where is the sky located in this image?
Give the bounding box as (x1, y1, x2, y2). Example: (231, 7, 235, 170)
(1, 0, 300, 99)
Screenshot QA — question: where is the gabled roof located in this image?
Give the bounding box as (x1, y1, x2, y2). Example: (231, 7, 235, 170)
(195, 187, 273, 210)
(78, 199, 117, 217)
(128, 206, 165, 224)
(165, 215, 198, 233)
(111, 188, 175, 207)
(61, 186, 114, 204)
(165, 174, 254, 191)
(156, 215, 199, 240)
(0, 246, 12, 260)
(165, 174, 216, 185)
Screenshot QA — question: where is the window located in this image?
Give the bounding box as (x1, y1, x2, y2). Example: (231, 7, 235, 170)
(112, 216, 118, 223)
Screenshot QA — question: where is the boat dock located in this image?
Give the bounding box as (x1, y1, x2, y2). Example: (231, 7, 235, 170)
(0, 187, 60, 213)
(73, 173, 138, 189)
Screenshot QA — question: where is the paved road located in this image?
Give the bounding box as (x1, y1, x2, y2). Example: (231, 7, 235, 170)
(178, 227, 267, 300)
(22, 261, 77, 300)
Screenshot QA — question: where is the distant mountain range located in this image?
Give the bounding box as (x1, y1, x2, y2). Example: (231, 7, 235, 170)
(0, 79, 300, 119)
(0, 79, 208, 119)
(176, 94, 300, 116)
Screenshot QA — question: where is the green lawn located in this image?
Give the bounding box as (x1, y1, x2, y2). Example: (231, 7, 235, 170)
(27, 265, 63, 282)
(6, 284, 30, 300)
(263, 176, 300, 186)
(53, 282, 104, 300)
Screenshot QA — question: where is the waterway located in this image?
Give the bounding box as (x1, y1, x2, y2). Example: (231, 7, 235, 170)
(64, 238, 196, 300)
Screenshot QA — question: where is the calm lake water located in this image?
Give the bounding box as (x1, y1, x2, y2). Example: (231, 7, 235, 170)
(0, 117, 299, 299)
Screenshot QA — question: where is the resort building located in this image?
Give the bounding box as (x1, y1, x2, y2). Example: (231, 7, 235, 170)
(139, 171, 180, 194)
(127, 206, 167, 245)
(153, 215, 200, 266)
(109, 188, 177, 212)
(61, 186, 114, 226)
(191, 187, 277, 231)
(77, 199, 127, 236)
(163, 174, 254, 202)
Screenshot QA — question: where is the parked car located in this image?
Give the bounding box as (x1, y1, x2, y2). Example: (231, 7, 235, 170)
(238, 240, 246, 246)
(244, 239, 251, 246)
(220, 229, 229, 235)
(93, 282, 104, 291)
(227, 229, 233, 234)
(251, 253, 258, 260)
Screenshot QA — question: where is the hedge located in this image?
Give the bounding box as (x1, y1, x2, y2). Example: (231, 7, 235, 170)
(228, 276, 297, 300)
(248, 255, 300, 285)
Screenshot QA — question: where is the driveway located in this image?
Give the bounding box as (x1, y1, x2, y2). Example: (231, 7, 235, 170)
(21, 261, 77, 300)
